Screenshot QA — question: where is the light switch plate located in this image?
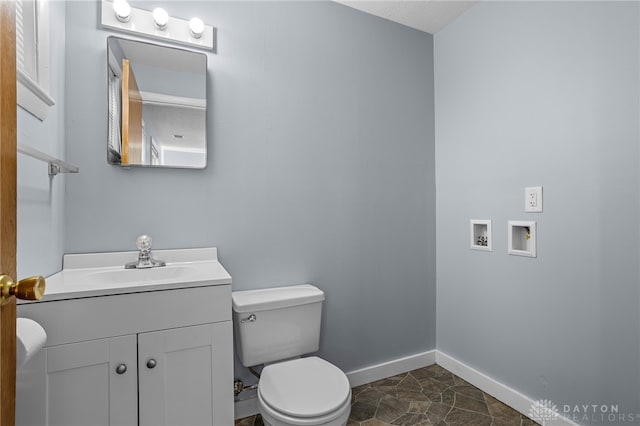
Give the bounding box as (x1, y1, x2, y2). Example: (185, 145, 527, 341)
(525, 186, 543, 213)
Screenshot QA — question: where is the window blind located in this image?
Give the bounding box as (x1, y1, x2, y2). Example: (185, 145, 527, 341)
(16, 0, 38, 82)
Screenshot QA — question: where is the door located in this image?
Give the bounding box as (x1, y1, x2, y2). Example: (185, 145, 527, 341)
(121, 58, 143, 165)
(45, 335, 138, 426)
(0, 2, 18, 425)
(138, 322, 234, 426)
(1, 5, 47, 424)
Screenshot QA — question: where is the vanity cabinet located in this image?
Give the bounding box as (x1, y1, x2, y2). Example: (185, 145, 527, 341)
(138, 322, 231, 426)
(45, 335, 138, 426)
(17, 284, 233, 426)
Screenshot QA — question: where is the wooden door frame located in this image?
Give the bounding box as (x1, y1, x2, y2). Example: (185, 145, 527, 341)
(0, 1, 18, 425)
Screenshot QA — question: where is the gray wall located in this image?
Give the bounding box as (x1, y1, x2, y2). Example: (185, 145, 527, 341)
(17, 0, 66, 278)
(64, 1, 436, 373)
(434, 1, 640, 421)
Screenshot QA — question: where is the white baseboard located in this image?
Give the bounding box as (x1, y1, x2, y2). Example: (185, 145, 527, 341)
(436, 351, 580, 426)
(345, 350, 437, 387)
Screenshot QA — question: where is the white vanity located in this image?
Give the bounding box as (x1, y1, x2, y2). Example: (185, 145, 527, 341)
(16, 248, 233, 426)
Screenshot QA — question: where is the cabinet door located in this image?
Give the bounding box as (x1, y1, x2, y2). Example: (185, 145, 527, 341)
(138, 322, 233, 426)
(45, 335, 137, 426)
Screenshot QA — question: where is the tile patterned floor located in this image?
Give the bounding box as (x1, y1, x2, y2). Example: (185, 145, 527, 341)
(235, 364, 540, 426)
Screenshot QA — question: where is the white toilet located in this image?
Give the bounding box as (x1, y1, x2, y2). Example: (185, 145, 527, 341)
(232, 284, 352, 426)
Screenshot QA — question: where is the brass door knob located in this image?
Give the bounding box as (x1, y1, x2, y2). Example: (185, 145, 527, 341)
(0, 275, 46, 301)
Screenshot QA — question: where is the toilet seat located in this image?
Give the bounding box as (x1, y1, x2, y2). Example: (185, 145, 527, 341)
(258, 392, 351, 426)
(259, 357, 351, 424)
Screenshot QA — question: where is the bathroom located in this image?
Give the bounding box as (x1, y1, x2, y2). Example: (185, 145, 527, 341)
(5, 0, 639, 425)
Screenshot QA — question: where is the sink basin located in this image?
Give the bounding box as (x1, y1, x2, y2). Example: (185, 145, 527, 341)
(87, 265, 190, 285)
(25, 248, 232, 302)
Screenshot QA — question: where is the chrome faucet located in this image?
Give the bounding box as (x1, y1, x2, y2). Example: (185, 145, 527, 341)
(125, 235, 166, 269)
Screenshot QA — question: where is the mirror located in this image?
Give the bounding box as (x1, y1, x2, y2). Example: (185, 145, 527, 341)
(107, 37, 207, 169)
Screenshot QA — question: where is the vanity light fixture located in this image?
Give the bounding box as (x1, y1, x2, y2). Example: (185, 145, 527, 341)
(112, 0, 131, 22)
(101, 0, 215, 51)
(189, 17, 205, 39)
(152, 8, 169, 30)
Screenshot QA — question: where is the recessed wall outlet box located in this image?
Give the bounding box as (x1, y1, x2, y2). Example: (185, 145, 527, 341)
(508, 220, 536, 257)
(525, 186, 543, 213)
(470, 220, 492, 252)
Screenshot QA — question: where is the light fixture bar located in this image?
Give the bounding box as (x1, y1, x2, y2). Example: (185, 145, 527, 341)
(100, 0, 215, 51)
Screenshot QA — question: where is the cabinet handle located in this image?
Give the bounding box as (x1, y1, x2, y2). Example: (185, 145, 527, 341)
(146, 359, 157, 369)
(115, 364, 127, 375)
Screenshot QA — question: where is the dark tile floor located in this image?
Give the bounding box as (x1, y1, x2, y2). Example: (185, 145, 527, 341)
(235, 364, 539, 426)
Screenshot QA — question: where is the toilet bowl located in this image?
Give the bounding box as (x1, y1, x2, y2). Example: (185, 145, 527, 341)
(258, 357, 351, 426)
(232, 285, 352, 426)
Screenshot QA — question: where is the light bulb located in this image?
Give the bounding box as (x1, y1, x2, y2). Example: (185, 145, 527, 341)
(113, 0, 131, 23)
(152, 8, 168, 29)
(189, 17, 204, 39)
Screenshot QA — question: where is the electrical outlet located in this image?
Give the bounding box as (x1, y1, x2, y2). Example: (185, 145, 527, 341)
(525, 186, 543, 212)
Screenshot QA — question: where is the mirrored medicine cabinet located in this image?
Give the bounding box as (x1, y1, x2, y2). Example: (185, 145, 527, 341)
(107, 36, 208, 169)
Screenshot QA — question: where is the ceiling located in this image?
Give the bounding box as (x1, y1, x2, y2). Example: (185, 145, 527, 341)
(335, 0, 478, 34)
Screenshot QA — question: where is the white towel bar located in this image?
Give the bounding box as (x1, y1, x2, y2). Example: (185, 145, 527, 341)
(17, 144, 79, 176)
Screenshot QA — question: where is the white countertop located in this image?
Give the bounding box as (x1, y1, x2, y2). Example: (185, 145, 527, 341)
(20, 248, 232, 303)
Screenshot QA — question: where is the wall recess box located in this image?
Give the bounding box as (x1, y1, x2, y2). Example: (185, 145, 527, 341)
(508, 220, 536, 257)
(470, 220, 492, 251)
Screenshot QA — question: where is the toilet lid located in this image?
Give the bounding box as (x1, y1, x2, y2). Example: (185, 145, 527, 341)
(259, 357, 351, 418)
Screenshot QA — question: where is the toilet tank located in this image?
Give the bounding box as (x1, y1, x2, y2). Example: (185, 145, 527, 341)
(232, 284, 325, 367)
